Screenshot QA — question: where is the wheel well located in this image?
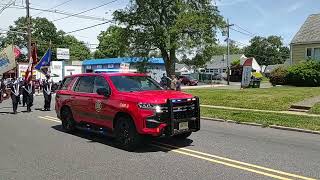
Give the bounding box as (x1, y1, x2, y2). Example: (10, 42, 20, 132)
(60, 105, 71, 118)
(113, 112, 134, 129)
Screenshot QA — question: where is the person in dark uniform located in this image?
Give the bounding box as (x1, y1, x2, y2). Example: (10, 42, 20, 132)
(43, 75, 53, 111)
(0, 78, 5, 103)
(22, 81, 28, 107)
(23, 81, 35, 112)
(10, 79, 20, 114)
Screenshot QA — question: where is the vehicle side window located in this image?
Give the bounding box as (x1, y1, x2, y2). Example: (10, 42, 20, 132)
(93, 76, 109, 94)
(74, 76, 95, 93)
(60, 77, 73, 90)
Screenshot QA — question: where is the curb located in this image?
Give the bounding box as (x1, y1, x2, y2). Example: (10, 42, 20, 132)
(201, 117, 320, 135)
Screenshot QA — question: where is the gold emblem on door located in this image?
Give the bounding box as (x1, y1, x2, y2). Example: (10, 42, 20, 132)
(95, 100, 102, 112)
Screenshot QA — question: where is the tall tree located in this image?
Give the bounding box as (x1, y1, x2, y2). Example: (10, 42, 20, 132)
(114, 0, 224, 76)
(244, 36, 290, 65)
(60, 34, 91, 61)
(96, 26, 130, 58)
(3, 17, 90, 62)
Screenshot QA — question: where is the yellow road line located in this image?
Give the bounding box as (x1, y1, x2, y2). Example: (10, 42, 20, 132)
(151, 144, 292, 180)
(38, 116, 60, 123)
(44, 116, 59, 120)
(153, 142, 316, 180)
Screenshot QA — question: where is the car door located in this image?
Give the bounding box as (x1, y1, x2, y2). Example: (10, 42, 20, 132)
(71, 76, 95, 124)
(90, 76, 114, 128)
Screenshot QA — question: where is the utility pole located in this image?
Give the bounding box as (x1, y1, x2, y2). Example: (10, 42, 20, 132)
(225, 19, 234, 85)
(26, 0, 31, 61)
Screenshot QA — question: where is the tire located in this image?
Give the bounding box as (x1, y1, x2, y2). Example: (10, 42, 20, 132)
(114, 116, 142, 151)
(173, 132, 192, 139)
(61, 108, 76, 133)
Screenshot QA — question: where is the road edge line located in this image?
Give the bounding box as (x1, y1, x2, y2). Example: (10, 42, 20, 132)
(201, 117, 320, 135)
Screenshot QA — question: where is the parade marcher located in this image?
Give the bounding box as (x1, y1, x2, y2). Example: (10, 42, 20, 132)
(10, 79, 20, 114)
(23, 81, 35, 112)
(170, 75, 177, 90)
(0, 78, 5, 103)
(160, 73, 168, 88)
(22, 81, 28, 107)
(176, 77, 182, 91)
(43, 75, 53, 111)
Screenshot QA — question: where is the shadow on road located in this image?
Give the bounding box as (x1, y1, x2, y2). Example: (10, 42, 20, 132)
(51, 124, 193, 153)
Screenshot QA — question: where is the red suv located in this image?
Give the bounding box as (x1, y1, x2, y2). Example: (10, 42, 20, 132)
(55, 73, 200, 150)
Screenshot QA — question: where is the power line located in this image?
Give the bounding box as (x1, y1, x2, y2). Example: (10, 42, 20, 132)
(30, 7, 107, 21)
(0, 5, 107, 21)
(234, 24, 256, 37)
(52, 0, 119, 22)
(65, 20, 112, 34)
(33, 0, 74, 16)
(0, 0, 15, 15)
(230, 27, 253, 37)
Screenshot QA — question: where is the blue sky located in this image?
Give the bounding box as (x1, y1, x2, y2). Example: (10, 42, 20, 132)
(216, 0, 320, 47)
(0, 0, 319, 50)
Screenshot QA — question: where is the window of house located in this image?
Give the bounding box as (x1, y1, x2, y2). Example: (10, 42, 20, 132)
(306, 48, 312, 58)
(314, 48, 320, 60)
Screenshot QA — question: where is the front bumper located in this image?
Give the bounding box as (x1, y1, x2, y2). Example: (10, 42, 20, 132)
(140, 97, 200, 137)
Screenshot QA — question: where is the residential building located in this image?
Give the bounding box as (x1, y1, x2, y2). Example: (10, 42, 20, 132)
(175, 64, 194, 75)
(201, 54, 261, 74)
(291, 14, 320, 64)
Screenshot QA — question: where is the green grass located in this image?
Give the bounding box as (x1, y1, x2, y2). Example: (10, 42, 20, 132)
(202, 107, 320, 131)
(186, 87, 320, 111)
(310, 103, 320, 114)
(261, 76, 270, 83)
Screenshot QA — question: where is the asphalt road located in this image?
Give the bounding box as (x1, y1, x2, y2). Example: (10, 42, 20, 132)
(0, 96, 319, 180)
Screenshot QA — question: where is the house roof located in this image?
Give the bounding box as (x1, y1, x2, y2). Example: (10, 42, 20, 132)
(205, 54, 244, 69)
(291, 14, 320, 44)
(82, 57, 164, 66)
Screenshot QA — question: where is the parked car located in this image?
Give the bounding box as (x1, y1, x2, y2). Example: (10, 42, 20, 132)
(55, 73, 200, 150)
(179, 75, 198, 86)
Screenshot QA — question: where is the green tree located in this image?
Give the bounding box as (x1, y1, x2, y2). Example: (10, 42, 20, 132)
(3, 17, 90, 62)
(244, 36, 289, 65)
(60, 34, 91, 61)
(114, 0, 225, 76)
(0, 35, 5, 49)
(96, 26, 130, 58)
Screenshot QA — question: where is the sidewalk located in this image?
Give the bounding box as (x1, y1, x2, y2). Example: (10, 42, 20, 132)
(201, 104, 320, 117)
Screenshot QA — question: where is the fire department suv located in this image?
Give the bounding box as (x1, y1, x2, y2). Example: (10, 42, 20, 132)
(55, 73, 200, 150)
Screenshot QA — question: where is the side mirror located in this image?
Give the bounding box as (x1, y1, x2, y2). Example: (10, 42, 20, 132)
(97, 88, 110, 97)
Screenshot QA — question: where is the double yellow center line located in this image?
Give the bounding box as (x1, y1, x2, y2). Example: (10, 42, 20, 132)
(38, 116, 316, 180)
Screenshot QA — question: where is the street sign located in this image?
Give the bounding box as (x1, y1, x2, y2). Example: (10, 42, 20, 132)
(56, 48, 70, 60)
(241, 58, 253, 88)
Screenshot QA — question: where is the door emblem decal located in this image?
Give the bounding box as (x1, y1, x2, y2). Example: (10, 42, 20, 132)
(95, 100, 102, 112)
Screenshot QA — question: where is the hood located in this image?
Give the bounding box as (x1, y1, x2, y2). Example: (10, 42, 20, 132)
(119, 90, 194, 104)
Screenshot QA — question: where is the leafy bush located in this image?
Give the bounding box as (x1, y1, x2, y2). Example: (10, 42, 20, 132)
(252, 72, 263, 79)
(286, 61, 320, 87)
(269, 66, 288, 86)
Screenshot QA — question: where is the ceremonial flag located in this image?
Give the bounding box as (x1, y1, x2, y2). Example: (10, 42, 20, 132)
(25, 43, 38, 82)
(14, 46, 21, 59)
(35, 48, 52, 75)
(0, 45, 16, 75)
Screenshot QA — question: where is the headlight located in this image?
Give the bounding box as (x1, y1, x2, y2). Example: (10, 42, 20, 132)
(138, 103, 162, 113)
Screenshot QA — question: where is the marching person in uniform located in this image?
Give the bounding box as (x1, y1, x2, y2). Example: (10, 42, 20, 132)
(23, 81, 35, 112)
(43, 75, 53, 111)
(22, 81, 28, 107)
(0, 78, 5, 103)
(10, 78, 21, 114)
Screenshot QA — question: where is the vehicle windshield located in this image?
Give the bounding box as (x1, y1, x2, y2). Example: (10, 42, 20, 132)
(110, 76, 162, 92)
